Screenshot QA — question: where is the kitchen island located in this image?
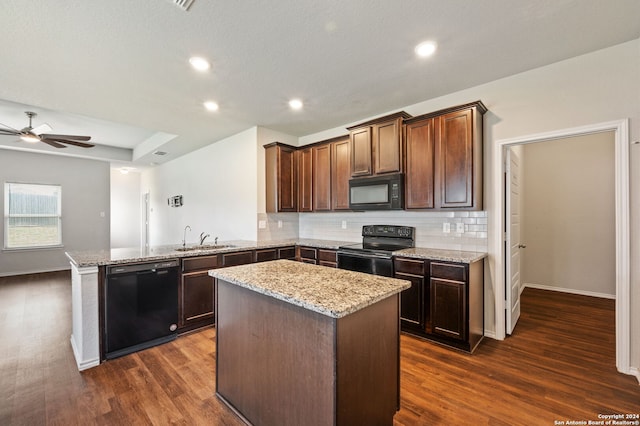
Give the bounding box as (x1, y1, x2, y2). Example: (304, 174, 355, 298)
(209, 260, 410, 426)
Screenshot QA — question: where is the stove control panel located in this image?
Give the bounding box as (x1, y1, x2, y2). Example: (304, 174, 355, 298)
(362, 225, 415, 240)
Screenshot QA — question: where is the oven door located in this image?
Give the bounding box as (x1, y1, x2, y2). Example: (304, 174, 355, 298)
(337, 250, 393, 277)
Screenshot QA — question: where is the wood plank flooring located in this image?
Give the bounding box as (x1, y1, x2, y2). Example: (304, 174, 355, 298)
(1, 271, 638, 425)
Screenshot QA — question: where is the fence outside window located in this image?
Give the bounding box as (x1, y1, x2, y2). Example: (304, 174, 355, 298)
(4, 182, 62, 249)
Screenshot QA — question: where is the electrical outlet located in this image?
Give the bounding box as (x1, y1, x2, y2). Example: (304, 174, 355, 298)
(258, 220, 266, 229)
(456, 222, 465, 233)
(277, 220, 283, 229)
(443, 222, 451, 233)
(341, 220, 347, 229)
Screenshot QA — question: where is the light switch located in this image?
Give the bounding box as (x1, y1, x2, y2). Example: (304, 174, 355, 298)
(443, 222, 450, 233)
(456, 222, 465, 233)
(277, 220, 283, 228)
(341, 220, 347, 229)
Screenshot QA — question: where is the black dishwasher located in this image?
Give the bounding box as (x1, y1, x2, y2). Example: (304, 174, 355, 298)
(104, 259, 179, 359)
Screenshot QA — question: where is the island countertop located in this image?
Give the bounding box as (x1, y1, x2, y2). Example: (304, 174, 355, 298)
(209, 259, 411, 318)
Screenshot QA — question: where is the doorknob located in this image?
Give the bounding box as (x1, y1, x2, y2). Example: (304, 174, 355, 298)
(518, 244, 527, 249)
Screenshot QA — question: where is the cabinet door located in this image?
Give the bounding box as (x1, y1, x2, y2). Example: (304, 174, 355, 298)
(265, 144, 297, 212)
(395, 272, 426, 330)
(436, 108, 474, 208)
(405, 118, 435, 209)
(331, 137, 351, 210)
(313, 144, 332, 211)
(317, 249, 337, 268)
(374, 119, 402, 174)
(181, 272, 214, 327)
(298, 147, 313, 212)
(350, 127, 372, 177)
(430, 278, 466, 341)
(255, 249, 277, 263)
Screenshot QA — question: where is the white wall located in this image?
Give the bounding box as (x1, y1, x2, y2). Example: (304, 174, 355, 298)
(299, 39, 640, 367)
(0, 150, 110, 276)
(521, 132, 616, 297)
(140, 127, 260, 246)
(110, 169, 141, 249)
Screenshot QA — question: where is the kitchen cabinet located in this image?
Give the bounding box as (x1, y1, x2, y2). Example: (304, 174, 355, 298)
(264, 143, 297, 212)
(180, 255, 219, 331)
(404, 101, 486, 210)
(393, 256, 484, 353)
(297, 246, 337, 267)
(347, 111, 411, 177)
(312, 143, 332, 211)
(298, 147, 313, 212)
(255, 246, 296, 263)
(393, 257, 429, 332)
(222, 250, 255, 267)
(331, 136, 351, 210)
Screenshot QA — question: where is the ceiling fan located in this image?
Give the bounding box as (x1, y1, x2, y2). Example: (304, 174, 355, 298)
(0, 111, 94, 148)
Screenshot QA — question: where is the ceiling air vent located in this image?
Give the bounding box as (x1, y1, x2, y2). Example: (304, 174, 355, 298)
(172, 0, 195, 11)
(153, 150, 168, 156)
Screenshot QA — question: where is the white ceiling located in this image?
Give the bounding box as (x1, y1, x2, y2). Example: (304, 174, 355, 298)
(0, 0, 638, 166)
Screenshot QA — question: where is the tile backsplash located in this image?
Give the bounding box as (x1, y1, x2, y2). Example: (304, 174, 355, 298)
(259, 210, 487, 252)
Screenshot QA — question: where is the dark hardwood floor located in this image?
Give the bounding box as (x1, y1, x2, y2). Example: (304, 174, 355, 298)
(1, 271, 638, 425)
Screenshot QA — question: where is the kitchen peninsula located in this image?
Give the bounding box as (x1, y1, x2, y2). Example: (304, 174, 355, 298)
(209, 260, 410, 426)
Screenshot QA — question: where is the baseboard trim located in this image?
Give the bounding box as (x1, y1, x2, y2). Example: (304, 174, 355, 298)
(483, 330, 497, 340)
(0, 266, 71, 278)
(70, 336, 99, 371)
(524, 282, 615, 300)
(629, 367, 640, 385)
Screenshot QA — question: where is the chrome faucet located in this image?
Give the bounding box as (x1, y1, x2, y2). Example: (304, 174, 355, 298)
(183, 225, 191, 248)
(214, 236, 219, 245)
(199, 232, 210, 245)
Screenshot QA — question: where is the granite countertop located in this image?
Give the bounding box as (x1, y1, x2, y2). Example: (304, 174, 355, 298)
(209, 259, 410, 318)
(393, 247, 487, 263)
(65, 238, 486, 267)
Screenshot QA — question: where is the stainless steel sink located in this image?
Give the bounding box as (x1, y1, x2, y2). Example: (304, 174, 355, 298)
(175, 244, 234, 252)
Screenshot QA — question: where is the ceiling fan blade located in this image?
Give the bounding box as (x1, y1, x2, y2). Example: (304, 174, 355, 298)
(40, 133, 91, 141)
(43, 138, 95, 148)
(0, 122, 20, 133)
(0, 128, 20, 136)
(31, 123, 53, 135)
(41, 139, 68, 149)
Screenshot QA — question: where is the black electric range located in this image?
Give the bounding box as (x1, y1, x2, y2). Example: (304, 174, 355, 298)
(337, 225, 415, 277)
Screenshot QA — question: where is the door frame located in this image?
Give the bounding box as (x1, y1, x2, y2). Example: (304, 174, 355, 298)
(490, 119, 630, 375)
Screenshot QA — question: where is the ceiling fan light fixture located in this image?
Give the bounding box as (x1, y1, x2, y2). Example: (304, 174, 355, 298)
(189, 56, 210, 72)
(415, 41, 437, 58)
(20, 133, 40, 143)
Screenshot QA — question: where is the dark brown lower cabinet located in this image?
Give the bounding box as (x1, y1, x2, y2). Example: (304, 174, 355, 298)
(222, 250, 254, 267)
(180, 255, 219, 332)
(395, 256, 484, 353)
(297, 246, 338, 267)
(255, 246, 296, 262)
(317, 249, 337, 268)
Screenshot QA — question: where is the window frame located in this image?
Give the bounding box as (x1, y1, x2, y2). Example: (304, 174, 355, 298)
(3, 182, 63, 250)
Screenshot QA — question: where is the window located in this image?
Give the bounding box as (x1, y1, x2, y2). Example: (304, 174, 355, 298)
(4, 183, 62, 249)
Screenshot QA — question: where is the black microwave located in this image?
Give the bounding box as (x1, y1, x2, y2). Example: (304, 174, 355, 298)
(349, 173, 404, 210)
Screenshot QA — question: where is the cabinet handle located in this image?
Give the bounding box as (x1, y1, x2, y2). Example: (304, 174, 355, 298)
(517, 244, 527, 249)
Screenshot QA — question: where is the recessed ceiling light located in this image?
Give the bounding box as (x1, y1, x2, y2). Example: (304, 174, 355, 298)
(288, 99, 303, 110)
(204, 101, 219, 111)
(189, 56, 210, 72)
(415, 41, 437, 58)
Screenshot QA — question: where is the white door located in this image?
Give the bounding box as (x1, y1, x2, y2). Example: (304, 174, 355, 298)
(505, 149, 523, 334)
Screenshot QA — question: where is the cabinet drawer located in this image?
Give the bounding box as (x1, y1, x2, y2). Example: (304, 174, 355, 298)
(299, 247, 317, 260)
(317, 249, 337, 263)
(255, 249, 277, 263)
(182, 255, 219, 273)
(430, 262, 466, 282)
(278, 246, 296, 259)
(394, 257, 425, 275)
(222, 251, 254, 267)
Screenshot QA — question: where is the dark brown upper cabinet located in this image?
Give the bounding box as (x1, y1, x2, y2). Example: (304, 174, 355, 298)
(298, 146, 313, 212)
(404, 101, 486, 210)
(331, 136, 351, 210)
(347, 111, 411, 177)
(312, 143, 332, 211)
(264, 142, 297, 212)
